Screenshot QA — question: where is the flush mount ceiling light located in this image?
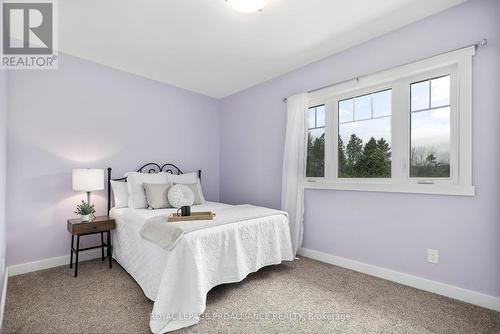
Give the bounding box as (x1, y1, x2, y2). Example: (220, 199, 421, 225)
(226, 0, 269, 14)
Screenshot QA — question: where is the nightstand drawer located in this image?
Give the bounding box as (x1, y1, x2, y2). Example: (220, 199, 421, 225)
(67, 216, 116, 235)
(70, 221, 113, 234)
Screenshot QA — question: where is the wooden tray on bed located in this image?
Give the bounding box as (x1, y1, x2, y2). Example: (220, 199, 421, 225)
(168, 211, 215, 222)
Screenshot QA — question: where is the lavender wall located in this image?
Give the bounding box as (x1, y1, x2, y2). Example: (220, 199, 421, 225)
(0, 71, 7, 287)
(6, 54, 220, 266)
(220, 0, 500, 297)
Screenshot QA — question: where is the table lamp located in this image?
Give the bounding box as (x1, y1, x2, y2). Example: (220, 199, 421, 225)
(72, 168, 104, 206)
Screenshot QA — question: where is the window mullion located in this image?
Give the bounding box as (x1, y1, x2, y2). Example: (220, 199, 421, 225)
(327, 98, 337, 181)
(391, 82, 408, 184)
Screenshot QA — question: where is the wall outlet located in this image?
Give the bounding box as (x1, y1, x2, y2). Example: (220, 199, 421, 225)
(427, 249, 439, 264)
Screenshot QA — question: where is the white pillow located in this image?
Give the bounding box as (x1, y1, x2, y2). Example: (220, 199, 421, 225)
(170, 172, 206, 204)
(168, 172, 198, 184)
(126, 172, 170, 209)
(110, 180, 129, 208)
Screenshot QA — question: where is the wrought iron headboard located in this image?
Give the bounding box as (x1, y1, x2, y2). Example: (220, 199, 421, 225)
(107, 163, 202, 214)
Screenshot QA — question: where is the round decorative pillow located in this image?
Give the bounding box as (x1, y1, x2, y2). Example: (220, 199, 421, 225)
(167, 184, 195, 208)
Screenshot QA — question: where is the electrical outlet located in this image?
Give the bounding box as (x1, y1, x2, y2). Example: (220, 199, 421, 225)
(427, 249, 439, 264)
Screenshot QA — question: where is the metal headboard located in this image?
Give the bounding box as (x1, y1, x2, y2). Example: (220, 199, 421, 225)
(107, 163, 202, 214)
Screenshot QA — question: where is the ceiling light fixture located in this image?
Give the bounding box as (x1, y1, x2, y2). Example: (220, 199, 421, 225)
(226, 0, 269, 14)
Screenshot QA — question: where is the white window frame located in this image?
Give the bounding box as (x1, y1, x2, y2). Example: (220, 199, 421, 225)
(305, 46, 475, 196)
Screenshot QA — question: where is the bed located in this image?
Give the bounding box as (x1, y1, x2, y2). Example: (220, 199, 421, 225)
(107, 163, 294, 333)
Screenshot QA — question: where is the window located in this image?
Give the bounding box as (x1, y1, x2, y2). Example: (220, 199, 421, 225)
(305, 46, 474, 196)
(338, 90, 392, 178)
(410, 76, 450, 178)
(306, 105, 325, 177)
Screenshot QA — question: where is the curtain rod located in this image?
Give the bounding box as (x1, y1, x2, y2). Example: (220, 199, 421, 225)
(282, 38, 487, 103)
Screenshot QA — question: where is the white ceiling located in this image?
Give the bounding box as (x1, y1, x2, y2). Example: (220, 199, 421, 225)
(58, 0, 465, 98)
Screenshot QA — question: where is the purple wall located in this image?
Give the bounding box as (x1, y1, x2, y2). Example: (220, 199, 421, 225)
(0, 71, 7, 287)
(220, 0, 500, 297)
(6, 54, 220, 266)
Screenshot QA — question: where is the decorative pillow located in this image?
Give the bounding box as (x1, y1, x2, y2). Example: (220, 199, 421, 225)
(126, 172, 170, 209)
(169, 172, 205, 205)
(110, 180, 129, 208)
(173, 181, 205, 205)
(144, 183, 173, 209)
(167, 184, 195, 208)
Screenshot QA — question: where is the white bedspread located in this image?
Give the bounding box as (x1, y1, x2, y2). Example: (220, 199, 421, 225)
(140, 204, 288, 250)
(110, 202, 294, 333)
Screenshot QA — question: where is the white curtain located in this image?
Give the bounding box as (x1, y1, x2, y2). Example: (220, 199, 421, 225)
(281, 93, 308, 256)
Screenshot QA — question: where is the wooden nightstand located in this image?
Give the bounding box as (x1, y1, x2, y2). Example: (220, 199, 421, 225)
(67, 216, 116, 277)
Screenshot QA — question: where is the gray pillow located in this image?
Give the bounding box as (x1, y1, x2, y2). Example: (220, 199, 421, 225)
(174, 181, 205, 205)
(144, 183, 173, 209)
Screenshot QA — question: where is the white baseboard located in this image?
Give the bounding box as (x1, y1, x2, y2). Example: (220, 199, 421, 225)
(8, 249, 102, 277)
(0, 267, 8, 331)
(298, 247, 500, 313)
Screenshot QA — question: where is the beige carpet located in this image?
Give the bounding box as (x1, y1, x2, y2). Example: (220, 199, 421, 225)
(3, 257, 499, 334)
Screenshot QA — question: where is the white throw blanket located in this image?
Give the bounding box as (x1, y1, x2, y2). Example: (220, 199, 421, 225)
(140, 205, 288, 250)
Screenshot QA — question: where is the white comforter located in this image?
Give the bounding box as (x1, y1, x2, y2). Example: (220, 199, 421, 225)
(110, 202, 294, 333)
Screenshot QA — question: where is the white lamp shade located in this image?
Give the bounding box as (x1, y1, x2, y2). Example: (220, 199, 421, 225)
(72, 169, 104, 192)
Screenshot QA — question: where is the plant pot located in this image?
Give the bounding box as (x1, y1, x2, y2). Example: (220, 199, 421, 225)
(80, 214, 91, 222)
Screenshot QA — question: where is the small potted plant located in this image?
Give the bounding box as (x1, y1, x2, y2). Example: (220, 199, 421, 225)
(74, 200, 96, 222)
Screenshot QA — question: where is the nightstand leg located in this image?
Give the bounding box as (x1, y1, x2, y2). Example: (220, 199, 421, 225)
(70, 235, 74, 269)
(75, 235, 80, 277)
(107, 231, 112, 269)
(100, 232, 105, 261)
